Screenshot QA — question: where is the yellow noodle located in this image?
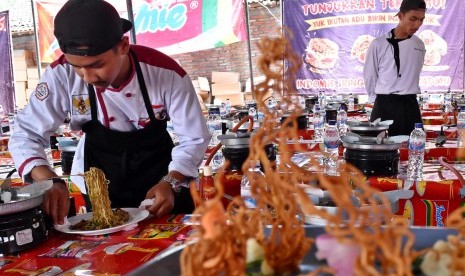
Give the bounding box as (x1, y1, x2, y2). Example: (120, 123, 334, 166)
(72, 167, 128, 230)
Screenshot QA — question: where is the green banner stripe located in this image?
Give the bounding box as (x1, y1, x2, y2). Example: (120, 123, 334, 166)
(202, 0, 218, 32)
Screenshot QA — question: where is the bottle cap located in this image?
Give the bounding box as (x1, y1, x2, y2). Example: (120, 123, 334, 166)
(414, 123, 423, 128)
(203, 166, 213, 176)
(328, 120, 336, 125)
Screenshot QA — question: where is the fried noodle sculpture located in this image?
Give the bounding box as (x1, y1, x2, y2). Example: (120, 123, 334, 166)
(181, 33, 465, 275)
(71, 167, 128, 230)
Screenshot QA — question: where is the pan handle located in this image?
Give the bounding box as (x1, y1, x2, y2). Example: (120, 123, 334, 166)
(6, 168, 16, 178)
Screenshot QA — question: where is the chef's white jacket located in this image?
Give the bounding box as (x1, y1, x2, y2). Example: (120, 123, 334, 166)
(363, 31, 425, 103)
(8, 45, 211, 193)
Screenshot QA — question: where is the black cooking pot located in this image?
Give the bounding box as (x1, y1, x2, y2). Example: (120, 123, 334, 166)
(305, 96, 318, 112)
(280, 114, 308, 130)
(344, 148, 399, 176)
(324, 105, 338, 123)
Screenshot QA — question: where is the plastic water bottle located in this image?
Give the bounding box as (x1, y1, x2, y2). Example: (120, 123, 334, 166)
(225, 98, 231, 115)
(207, 107, 222, 146)
(323, 120, 340, 169)
(407, 123, 426, 180)
(336, 106, 348, 137)
(444, 91, 452, 114)
(348, 93, 355, 111)
(457, 107, 465, 147)
(298, 96, 306, 109)
(422, 93, 429, 110)
(7, 113, 15, 133)
(166, 120, 180, 145)
(313, 105, 324, 142)
(318, 91, 325, 108)
(240, 163, 262, 208)
(45, 144, 54, 167)
(323, 120, 340, 175)
(248, 104, 257, 121)
(220, 102, 227, 117)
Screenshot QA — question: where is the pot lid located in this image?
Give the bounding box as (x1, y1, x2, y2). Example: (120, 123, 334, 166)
(342, 138, 401, 151)
(218, 132, 251, 148)
(347, 122, 389, 133)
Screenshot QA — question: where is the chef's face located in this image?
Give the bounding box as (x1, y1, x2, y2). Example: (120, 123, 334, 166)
(398, 9, 425, 36)
(65, 37, 130, 89)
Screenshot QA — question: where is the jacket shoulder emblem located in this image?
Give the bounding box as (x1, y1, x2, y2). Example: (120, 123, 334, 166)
(35, 83, 50, 101)
(72, 94, 91, 115)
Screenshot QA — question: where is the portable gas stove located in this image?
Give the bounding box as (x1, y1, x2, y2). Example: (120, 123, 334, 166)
(0, 175, 49, 255)
(0, 207, 48, 255)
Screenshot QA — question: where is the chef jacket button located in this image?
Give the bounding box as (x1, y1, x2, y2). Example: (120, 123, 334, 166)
(109, 116, 115, 122)
(125, 93, 132, 98)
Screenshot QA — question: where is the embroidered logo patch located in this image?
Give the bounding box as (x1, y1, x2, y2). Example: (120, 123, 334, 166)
(35, 82, 50, 101)
(72, 94, 91, 115)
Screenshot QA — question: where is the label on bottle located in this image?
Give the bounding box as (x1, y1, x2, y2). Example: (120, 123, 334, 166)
(409, 140, 425, 151)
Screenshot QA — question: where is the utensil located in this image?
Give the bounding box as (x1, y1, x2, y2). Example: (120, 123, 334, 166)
(371, 118, 381, 126)
(375, 131, 386, 144)
(378, 120, 394, 126)
(341, 135, 360, 144)
(376, 190, 414, 203)
(385, 135, 410, 144)
(346, 119, 363, 126)
(435, 125, 447, 147)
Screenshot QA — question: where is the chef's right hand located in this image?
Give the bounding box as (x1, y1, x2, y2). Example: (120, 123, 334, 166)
(31, 165, 70, 225)
(43, 179, 70, 225)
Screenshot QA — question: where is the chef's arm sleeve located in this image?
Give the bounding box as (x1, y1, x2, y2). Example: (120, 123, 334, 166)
(8, 67, 69, 180)
(166, 73, 211, 179)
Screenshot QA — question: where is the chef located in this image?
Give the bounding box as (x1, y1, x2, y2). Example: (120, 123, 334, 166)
(363, 0, 426, 136)
(8, 0, 211, 225)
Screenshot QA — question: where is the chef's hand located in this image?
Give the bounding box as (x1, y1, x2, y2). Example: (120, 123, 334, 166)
(31, 165, 69, 225)
(145, 181, 175, 217)
(43, 180, 70, 225)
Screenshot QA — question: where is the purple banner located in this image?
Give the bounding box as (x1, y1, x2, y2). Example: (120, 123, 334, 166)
(0, 10, 14, 113)
(283, 0, 465, 95)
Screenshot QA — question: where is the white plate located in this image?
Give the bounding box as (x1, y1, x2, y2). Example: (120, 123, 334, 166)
(55, 208, 150, 236)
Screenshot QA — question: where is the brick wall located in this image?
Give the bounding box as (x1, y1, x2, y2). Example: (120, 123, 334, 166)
(172, 3, 281, 85)
(12, 3, 281, 86)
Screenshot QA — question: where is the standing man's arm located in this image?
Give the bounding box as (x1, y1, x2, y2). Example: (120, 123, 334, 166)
(363, 42, 379, 103)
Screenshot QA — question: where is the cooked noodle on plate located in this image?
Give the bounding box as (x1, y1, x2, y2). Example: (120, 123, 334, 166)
(70, 167, 129, 231)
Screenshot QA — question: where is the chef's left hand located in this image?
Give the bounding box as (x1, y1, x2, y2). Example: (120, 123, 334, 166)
(145, 181, 175, 217)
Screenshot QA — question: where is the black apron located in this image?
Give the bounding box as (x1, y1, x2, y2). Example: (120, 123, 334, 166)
(81, 50, 194, 213)
(370, 94, 422, 136)
(370, 30, 422, 136)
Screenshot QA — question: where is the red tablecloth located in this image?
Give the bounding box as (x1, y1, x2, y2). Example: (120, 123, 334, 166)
(0, 214, 194, 275)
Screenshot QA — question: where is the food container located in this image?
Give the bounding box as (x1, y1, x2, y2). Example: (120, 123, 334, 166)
(128, 225, 457, 275)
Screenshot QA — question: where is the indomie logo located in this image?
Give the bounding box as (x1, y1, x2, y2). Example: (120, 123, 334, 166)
(134, 2, 188, 33)
(433, 203, 446, 227)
